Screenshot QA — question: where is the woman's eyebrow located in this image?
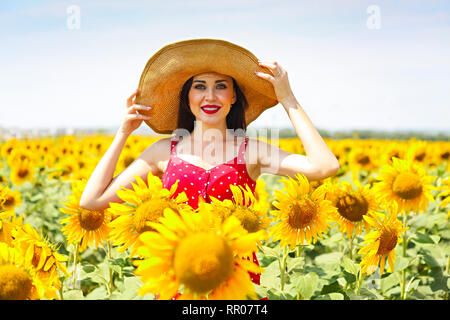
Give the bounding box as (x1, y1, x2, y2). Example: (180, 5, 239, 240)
(193, 79, 228, 83)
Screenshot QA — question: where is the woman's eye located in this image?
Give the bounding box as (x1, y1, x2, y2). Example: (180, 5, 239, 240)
(193, 83, 227, 89)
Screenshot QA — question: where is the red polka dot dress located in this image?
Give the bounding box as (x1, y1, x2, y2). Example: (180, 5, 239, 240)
(162, 135, 262, 285)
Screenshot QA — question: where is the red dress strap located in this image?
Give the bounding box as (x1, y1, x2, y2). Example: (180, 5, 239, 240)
(170, 136, 179, 156)
(235, 136, 249, 165)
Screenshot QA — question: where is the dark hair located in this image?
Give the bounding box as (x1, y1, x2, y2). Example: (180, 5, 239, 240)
(176, 76, 248, 133)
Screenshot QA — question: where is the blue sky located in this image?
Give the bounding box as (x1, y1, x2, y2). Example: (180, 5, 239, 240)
(1, 0, 449, 133)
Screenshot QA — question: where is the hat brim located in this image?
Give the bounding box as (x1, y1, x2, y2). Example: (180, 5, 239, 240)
(135, 38, 279, 134)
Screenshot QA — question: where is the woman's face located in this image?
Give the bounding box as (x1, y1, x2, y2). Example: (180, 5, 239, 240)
(188, 72, 236, 126)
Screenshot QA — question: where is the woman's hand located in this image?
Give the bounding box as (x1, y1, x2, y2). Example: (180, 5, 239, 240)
(118, 89, 152, 136)
(255, 60, 295, 105)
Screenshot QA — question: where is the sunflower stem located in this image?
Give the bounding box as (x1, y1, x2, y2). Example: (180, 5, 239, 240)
(400, 213, 409, 300)
(295, 245, 303, 258)
(59, 283, 64, 300)
(348, 226, 356, 260)
(105, 241, 115, 298)
(280, 246, 289, 291)
(446, 256, 450, 276)
(356, 269, 364, 296)
(72, 242, 79, 290)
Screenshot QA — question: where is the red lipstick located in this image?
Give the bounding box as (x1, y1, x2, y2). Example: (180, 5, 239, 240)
(201, 105, 222, 114)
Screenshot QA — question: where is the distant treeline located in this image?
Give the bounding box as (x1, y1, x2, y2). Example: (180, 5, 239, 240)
(276, 128, 450, 141)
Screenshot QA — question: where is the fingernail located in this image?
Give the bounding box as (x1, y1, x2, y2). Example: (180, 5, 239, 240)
(146, 106, 151, 109)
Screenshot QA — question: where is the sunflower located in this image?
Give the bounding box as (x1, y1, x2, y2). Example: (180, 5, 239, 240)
(437, 176, 450, 219)
(6, 147, 38, 168)
(380, 142, 407, 166)
(0, 186, 22, 213)
(207, 184, 270, 234)
(326, 180, 382, 238)
(60, 179, 112, 251)
(107, 171, 191, 256)
(347, 146, 379, 174)
(254, 178, 270, 215)
(372, 157, 436, 214)
(52, 156, 80, 181)
(12, 223, 70, 293)
(358, 205, 408, 276)
(269, 173, 335, 249)
(0, 212, 23, 246)
(134, 207, 266, 300)
(0, 138, 20, 160)
(0, 242, 56, 300)
(10, 159, 35, 186)
(406, 139, 430, 165)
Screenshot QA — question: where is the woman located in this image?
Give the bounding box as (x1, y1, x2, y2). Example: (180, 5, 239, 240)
(79, 39, 340, 287)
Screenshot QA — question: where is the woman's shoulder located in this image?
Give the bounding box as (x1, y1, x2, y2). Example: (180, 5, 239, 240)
(139, 136, 173, 162)
(245, 136, 272, 149)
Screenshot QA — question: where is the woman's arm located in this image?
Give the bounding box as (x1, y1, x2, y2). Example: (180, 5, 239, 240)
(79, 89, 154, 210)
(255, 61, 339, 180)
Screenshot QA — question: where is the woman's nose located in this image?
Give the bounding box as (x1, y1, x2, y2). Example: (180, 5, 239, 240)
(205, 88, 216, 101)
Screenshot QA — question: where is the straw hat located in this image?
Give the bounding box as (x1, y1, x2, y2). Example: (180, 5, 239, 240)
(135, 38, 279, 134)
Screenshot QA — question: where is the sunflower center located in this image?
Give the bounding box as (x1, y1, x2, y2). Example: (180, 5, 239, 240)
(174, 232, 233, 294)
(124, 156, 135, 167)
(3, 196, 15, 208)
(287, 198, 317, 229)
(355, 154, 370, 166)
(232, 207, 260, 233)
(0, 265, 33, 300)
(133, 199, 178, 233)
(377, 227, 398, 255)
(415, 152, 425, 162)
(18, 169, 29, 178)
(78, 208, 105, 231)
(335, 194, 369, 222)
(392, 172, 423, 200)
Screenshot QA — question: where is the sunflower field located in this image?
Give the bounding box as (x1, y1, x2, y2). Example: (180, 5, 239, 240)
(0, 134, 449, 300)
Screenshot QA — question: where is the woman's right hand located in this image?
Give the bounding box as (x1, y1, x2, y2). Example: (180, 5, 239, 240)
(118, 89, 152, 136)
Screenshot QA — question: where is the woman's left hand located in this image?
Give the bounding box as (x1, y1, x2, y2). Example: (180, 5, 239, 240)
(255, 60, 295, 104)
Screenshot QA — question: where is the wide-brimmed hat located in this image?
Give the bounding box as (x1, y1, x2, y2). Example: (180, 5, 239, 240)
(135, 38, 279, 134)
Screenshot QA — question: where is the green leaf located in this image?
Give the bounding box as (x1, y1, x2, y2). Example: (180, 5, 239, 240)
(266, 288, 292, 300)
(412, 232, 440, 245)
(63, 289, 84, 300)
(260, 273, 280, 289)
(286, 256, 305, 273)
(315, 252, 343, 266)
(341, 256, 359, 275)
(320, 280, 343, 295)
(406, 279, 420, 294)
(118, 276, 142, 300)
(86, 286, 109, 300)
(82, 264, 96, 273)
(380, 273, 400, 293)
(262, 246, 280, 259)
(359, 288, 381, 300)
(293, 272, 319, 300)
(394, 256, 409, 272)
(315, 292, 344, 300)
(422, 251, 441, 268)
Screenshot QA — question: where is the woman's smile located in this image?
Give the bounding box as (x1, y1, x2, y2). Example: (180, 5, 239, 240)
(201, 104, 222, 114)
